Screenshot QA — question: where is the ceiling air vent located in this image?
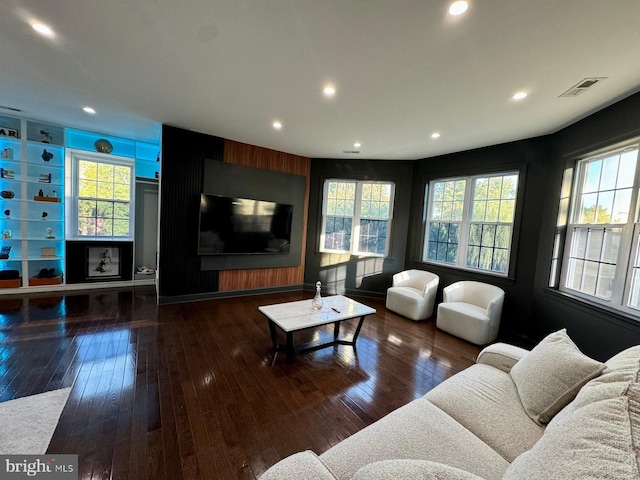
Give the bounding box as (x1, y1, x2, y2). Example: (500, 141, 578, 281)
(342, 150, 360, 154)
(559, 77, 606, 98)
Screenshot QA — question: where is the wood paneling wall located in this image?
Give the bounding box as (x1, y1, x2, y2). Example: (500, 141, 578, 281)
(219, 139, 310, 291)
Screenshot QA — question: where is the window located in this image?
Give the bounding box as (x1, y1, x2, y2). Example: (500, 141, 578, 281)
(67, 151, 134, 240)
(424, 172, 519, 275)
(558, 143, 640, 314)
(321, 180, 395, 256)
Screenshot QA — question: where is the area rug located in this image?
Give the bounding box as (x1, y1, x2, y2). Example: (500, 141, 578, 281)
(0, 388, 71, 454)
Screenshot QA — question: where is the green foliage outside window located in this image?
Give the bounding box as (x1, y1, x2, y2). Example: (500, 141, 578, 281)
(77, 159, 131, 237)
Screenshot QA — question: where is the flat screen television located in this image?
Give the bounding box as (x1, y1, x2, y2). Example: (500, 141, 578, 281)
(198, 193, 293, 255)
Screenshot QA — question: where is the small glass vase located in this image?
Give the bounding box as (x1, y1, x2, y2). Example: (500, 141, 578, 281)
(311, 281, 323, 310)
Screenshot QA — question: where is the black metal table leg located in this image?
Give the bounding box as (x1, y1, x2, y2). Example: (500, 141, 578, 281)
(268, 320, 278, 350)
(285, 332, 296, 363)
(333, 321, 341, 341)
(350, 316, 366, 345)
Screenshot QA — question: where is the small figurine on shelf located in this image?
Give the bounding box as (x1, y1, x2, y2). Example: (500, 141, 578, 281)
(38, 188, 44, 197)
(1, 168, 15, 179)
(41, 149, 53, 163)
(3, 209, 9, 219)
(52, 189, 57, 198)
(40, 129, 52, 143)
(311, 281, 323, 310)
(44, 227, 54, 239)
(42, 211, 48, 220)
(2, 230, 11, 239)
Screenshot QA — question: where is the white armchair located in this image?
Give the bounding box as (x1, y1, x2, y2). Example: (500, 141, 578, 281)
(436, 281, 505, 345)
(385, 270, 440, 321)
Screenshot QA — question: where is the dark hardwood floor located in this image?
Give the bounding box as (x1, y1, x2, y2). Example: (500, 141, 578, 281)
(0, 288, 480, 479)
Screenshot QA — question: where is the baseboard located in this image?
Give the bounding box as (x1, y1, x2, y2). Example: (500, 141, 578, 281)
(158, 284, 304, 305)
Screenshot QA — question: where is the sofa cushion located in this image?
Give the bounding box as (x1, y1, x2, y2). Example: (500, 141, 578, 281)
(424, 364, 544, 462)
(320, 398, 509, 480)
(352, 460, 488, 480)
(600, 345, 640, 382)
(509, 329, 605, 425)
(502, 383, 640, 480)
(260, 451, 338, 480)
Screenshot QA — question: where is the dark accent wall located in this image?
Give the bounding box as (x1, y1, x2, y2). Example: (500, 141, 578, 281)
(532, 91, 640, 360)
(200, 160, 305, 271)
(304, 159, 414, 296)
(406, 138, 552, 345)
(158, 125, 223, 299)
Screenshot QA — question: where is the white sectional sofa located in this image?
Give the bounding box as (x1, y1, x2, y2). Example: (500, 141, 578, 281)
(260, 329, 640, 479)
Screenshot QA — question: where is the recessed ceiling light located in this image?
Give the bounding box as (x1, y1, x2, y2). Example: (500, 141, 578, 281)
(431, 132, 441, 139)
(323, 86, 336, 97)
(512, 92, 528, 100)
(83, 106, 96, 114)
(31, 22, 55, 38)
(449, 1, 469, 16)
(353, 142, 361, 148)
(272, 121, 282, 130)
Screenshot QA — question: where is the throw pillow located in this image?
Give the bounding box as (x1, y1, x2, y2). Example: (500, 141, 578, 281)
(510, 329, 605, 425)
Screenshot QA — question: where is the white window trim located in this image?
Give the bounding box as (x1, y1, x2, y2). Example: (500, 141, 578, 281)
(423, 171, 519, 276)
(558, 142, 640, 316)
(65, 149, 136, 241)
(320, 179, 395, 257)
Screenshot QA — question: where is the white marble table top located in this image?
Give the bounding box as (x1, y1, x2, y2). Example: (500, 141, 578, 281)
(258, 295, 376, 332)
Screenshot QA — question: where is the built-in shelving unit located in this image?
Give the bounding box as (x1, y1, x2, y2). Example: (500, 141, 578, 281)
(0, 116, 65, 290)
(0, 115, 160, 294)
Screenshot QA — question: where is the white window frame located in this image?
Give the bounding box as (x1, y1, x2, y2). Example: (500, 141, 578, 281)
(423, 171, 519, 276)
(65, 149, 135, 240)
(558, 142, 640, 316)
(320, 179, 395, 257)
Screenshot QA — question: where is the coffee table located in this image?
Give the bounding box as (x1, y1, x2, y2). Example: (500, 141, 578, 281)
(259, 295, 376, 363)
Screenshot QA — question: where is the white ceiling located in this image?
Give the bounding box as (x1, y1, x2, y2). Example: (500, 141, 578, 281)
(1, 1, 640, 160)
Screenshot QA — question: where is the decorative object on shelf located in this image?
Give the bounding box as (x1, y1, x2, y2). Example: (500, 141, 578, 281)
(311, 281, 323, 310)
(1, 190, 14, 199)
(0, 126, 19, 139)
(41, 149, 53, 163)
(40, 247, 56, 258)
(2, 230, 11, 239)
(3, 209, 9, 218)
(44, 227, 54, 239)
(1, 147, 13, 159)
(38, 188, 43, 197)
(0, 245, 11, 259)
(34, 195, 60, 203)
(40, 129, 52, 143)
(29, 268, 62, 286)
(136, 266, 155, 275)
(42, 211, 48, 220)
(52, 189, 57, 198)
(0, 168, 15, 179)
(38, 173, 52, 183)
(0, 269, 20, 288)
(94, 138, 113, 154)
